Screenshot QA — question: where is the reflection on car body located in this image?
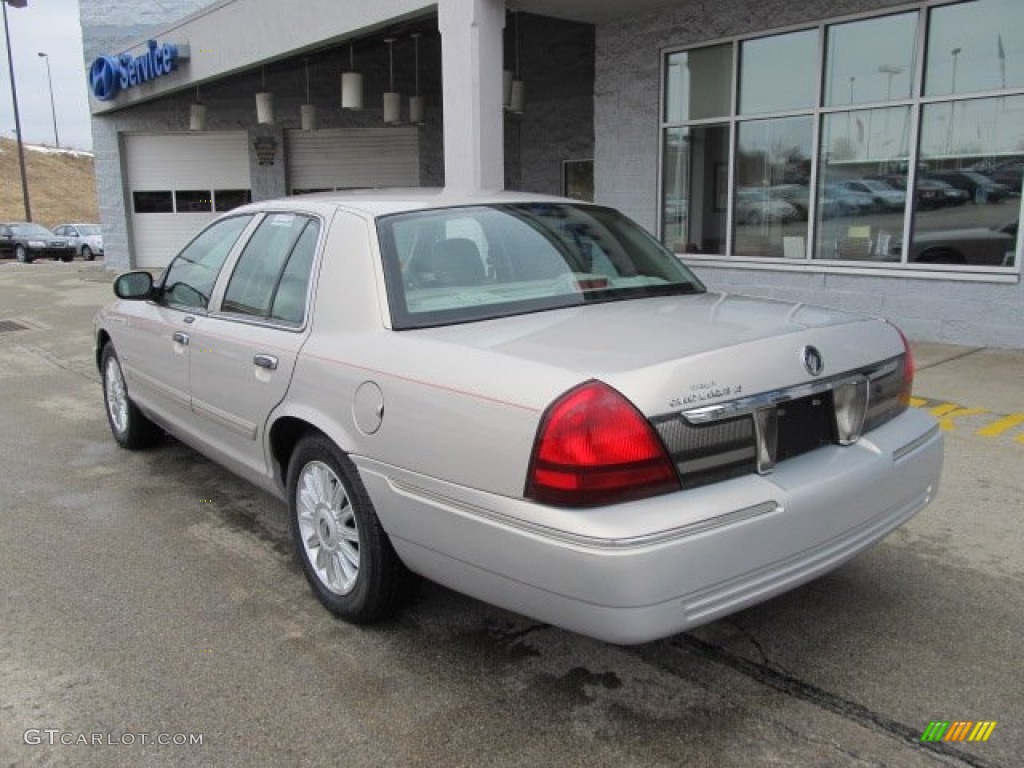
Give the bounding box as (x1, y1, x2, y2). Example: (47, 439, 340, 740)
(93, 190, 942, 644)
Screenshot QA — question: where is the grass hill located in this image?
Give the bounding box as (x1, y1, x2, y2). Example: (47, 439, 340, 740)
(0, 137, 98, 227)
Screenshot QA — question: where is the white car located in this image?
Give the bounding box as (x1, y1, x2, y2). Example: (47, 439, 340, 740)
(53, 223, 103, 260)
(94, 190, 943, 644)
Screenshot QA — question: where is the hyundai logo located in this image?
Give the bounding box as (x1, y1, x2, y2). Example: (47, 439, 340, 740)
(802, 345, 824, 377)
(89, 56, 121, 102)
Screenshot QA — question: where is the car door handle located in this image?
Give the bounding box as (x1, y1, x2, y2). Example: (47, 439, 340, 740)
(253, 354, 278, 371)
(173, 331, 190, 346)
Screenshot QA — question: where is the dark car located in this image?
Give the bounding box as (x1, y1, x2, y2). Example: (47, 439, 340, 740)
(986, 161, 1023, 195)
(0, 222, 75, 263)
(925, 171, 1012, 203)
(876, 176, 969, 210)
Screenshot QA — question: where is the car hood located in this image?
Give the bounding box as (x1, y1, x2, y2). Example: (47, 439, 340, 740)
(404, 293, 902, 415)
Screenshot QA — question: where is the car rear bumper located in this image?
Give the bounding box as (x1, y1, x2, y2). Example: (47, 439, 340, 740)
(356, 407, 942, 644)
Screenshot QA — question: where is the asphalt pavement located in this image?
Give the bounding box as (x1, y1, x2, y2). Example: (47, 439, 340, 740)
(1, 260, 1021, 767)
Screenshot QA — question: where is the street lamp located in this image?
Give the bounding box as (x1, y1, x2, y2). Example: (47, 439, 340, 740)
(37, 51, 58, 148)
(2, 0, 31, 221)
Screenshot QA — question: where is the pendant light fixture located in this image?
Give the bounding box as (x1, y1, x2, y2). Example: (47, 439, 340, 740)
(341, 42, 363, 110)
(509, 12, 525, 115)
(256, 65, 274, 124)
(300, 59, 317, 131)
(383, 37, 401, 125)
(189, 85, 206, 131)
(409, 33, 424, 125)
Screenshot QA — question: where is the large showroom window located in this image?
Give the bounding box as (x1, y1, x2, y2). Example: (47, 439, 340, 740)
(660, 0, 1024, 272)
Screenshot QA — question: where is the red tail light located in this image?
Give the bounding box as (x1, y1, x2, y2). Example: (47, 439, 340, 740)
(526, 380, 680, 507)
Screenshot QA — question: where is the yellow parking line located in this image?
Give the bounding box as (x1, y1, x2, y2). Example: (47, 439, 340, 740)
(928, 404, 990, 432)
(910, 398, 1024, 442)
(977, 413, 1024, 437)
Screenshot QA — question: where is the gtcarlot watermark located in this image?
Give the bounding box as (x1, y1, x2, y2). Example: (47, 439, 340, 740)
(24, 729, 203, 747)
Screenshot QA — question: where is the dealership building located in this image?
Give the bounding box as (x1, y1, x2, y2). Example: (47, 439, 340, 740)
(80, 0, 1023, 347)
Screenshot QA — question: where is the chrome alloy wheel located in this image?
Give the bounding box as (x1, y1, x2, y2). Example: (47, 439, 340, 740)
(296, 461, 360, 595)
(104, 356, 129, 435)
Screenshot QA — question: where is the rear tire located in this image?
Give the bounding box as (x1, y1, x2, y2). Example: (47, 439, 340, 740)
(15, 245, 31, 264)
(287, 433, 409, 623)
(101, 344, 163, 449)
(82, 245, 94, 261)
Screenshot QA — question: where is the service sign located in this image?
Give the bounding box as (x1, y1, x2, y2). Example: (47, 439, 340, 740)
(89, 40, 189, 102)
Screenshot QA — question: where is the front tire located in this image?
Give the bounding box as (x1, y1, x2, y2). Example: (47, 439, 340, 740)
(15, 245, 31, 263)
(288, 433, 408, 623)
(101, 344, 163, 449)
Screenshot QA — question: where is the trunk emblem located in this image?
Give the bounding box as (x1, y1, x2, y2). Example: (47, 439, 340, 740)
(802, 346, 824, 376)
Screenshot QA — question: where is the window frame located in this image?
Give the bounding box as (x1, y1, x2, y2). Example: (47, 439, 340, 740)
(209, 210, 324, 331)
(657, 0, 1024, 280)
(157, 214, 258, 313)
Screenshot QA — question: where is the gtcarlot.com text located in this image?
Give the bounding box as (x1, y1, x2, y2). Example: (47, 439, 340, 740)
(23, 729, 203, 747)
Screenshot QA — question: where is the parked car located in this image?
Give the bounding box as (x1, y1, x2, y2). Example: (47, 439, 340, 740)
(821, 183, 876, 216)
(770, 184, 843, 220)
(735, 188, 799, 224)
(52, 223, 103, 260)
(925, 171, 1012, 203)
(985, 161, 1023, 195)
(889, 220, 1018, 266)
(874, 176, 969, 210)
(838, 179, 906, 211)
(0, 222, 75, 263)
(94, 190, 942, 644)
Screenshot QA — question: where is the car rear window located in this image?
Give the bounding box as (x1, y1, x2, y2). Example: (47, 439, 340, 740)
(377, 203, 704, 329)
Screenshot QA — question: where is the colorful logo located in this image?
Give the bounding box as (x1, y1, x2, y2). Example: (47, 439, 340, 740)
(920, 721, 997, 742)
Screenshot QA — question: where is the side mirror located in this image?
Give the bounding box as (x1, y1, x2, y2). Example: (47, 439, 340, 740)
(114, 271, 155, 300)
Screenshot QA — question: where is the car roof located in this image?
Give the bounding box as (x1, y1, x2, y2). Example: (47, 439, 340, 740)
(228, 188, 587, 219)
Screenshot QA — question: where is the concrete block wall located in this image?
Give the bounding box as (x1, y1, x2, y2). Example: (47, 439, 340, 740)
(594, 0, 1024, 349)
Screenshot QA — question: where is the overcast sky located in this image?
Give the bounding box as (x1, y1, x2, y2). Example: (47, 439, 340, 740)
(1, 0, 93, 150)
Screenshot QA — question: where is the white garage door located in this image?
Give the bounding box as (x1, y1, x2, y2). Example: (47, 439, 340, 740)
(286, 127, 419, 192)
(125, 132, 249, 269)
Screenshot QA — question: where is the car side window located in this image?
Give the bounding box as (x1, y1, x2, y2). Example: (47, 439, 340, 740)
(161, 215, 254, 310)
(270, 219, 319, 324)
(221, 213, 319, 324)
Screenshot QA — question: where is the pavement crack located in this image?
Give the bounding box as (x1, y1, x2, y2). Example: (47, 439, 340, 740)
(666, 633, 1005, 768)
(915, 346, 985, 372)
(15, 342, 100, 384)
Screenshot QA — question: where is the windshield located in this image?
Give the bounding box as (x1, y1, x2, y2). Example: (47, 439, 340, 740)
(377, 203, 704, 329)
(10, 223, 54, 236)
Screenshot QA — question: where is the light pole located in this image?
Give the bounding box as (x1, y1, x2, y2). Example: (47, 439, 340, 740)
(37, 51, 58, 148)
(2, 0, 31, 221)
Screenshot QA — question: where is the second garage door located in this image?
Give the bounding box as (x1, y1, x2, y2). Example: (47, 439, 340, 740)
(287, 127, 420, 192)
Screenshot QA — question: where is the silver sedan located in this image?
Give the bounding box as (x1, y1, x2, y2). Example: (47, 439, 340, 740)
(94, 190, 943, 644)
